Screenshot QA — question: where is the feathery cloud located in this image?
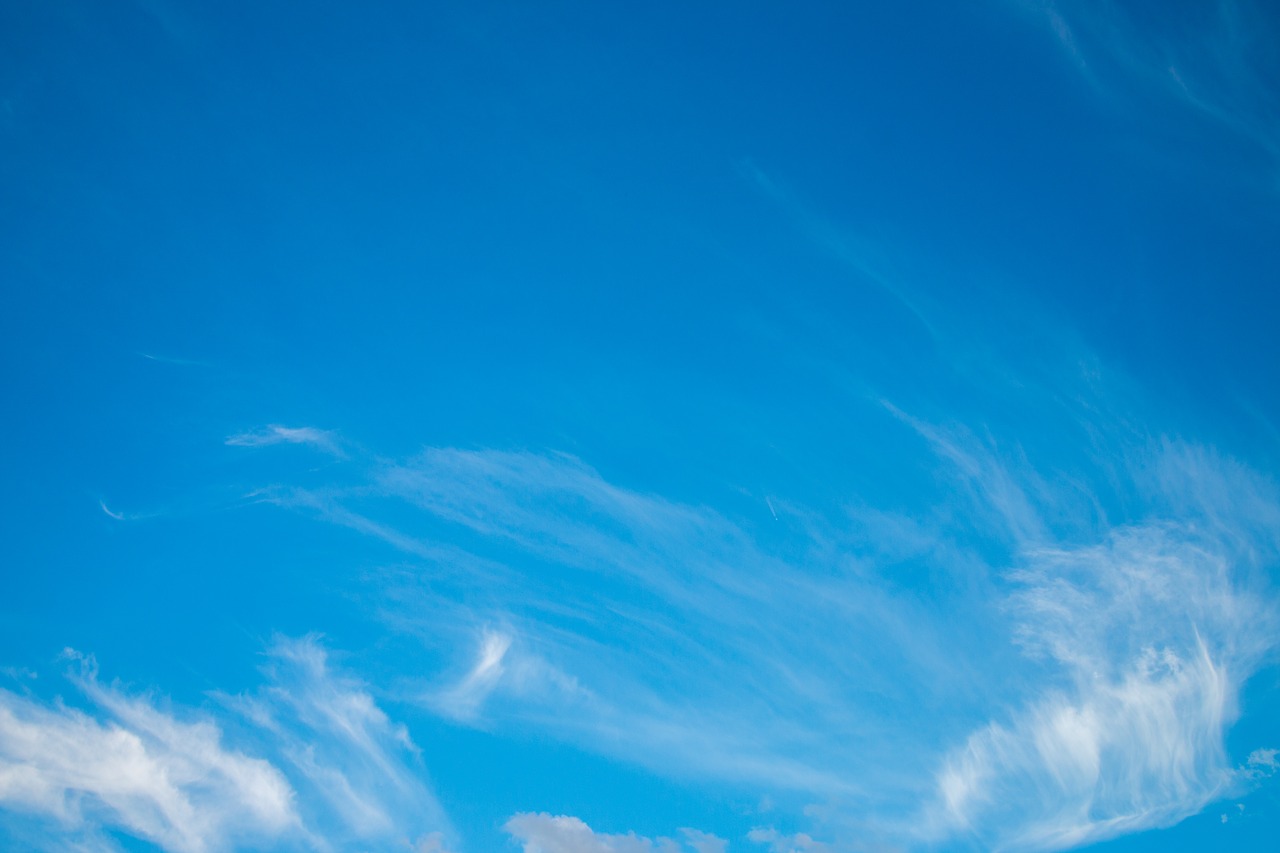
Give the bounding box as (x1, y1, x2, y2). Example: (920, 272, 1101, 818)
(1022, 0, 1280, 167)
(225, 425, 344, 457)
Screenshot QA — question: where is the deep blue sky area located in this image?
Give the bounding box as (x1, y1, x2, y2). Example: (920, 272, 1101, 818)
(2, 2, 1280, 852)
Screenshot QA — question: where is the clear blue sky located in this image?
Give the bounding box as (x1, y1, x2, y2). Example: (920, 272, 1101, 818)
(2, 2, 1279, 851)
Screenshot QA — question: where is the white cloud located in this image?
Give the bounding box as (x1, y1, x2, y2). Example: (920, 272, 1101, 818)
(0, 658, 297, 853)
(414, 830, 460, 853)
(356, 448, 957, 798)
(915, 447, 1280, 850)
(431, 629, 512, 721)
(505, 813, 723, 853)
(745, 828, 832, 853)
(220, 635, 455, 849)
(225, 425, 343, 457)
(682, 828, 728, 853)
(1245, 748, 1278, 778)
(0, 638, 454, 853)
(254, 398, 1280, 852)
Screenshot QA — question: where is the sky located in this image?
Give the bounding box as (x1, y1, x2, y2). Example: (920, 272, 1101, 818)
(2, 1, 1280, 851)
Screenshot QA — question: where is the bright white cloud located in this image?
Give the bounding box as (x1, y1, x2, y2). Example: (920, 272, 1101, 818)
(505, 813, 723, 853)
(0, 638, 454, 853)
(0, 657, 296, 853)
(910, 436, 1280, 849)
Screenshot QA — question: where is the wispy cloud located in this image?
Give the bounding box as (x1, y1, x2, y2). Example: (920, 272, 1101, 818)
(505, 813, 725, 853)
(739, 161, 937, 338)
(923, 527, 1267, 849)
(430, 629, 512, 722)
(220, 635, 454, 849)
(1019, 0, 1280, 170)
(225, 425, 344, 457)
(339, 447, 979, 800)
(242, 413, 1280, 851)
(136, 352, 210, 368)
(0, 655, 297, 853)
(0, 638, 454, 852)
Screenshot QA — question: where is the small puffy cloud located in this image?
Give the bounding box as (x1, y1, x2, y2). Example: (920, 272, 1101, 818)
(1245, 748, 1278, 777)
(682, 828, 728, 853)
(746, 828, 832, 853)
(0, 658, 297, 853)
(225, 425, 343, 457)
(504, 813, 724, 853)
(415, 830, 460, 853)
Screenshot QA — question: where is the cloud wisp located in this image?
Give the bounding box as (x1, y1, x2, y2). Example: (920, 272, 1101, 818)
(0, 638, 454, 853)
(1022, 0, 1280, 170)
(311, 447, 982, 801)
(220, 635, 454, 850)
(225, 425, 345, 458)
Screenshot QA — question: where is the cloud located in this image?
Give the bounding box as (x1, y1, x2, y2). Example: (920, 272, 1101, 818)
(430, 629, 512, 722)
(745, 828, 832, 853)
(136, 352, 209, 368)
(414, 830, 460, 853)
(225, 425, 344, 457)
(0, 638, 454, 853)
(0, 656, 297, 853)
(911, 436, 1280, 849)
(682, 828, 729, 853)
(1021, 0, 1280, 167)
(218, 635, 455, 850)
(255, 424, 1280, 851)
(338, 448, 968, 799)
(245, 376, 1280, 851)
(739, 161, 936, 338)
(505, 813, 724, 853)
(1244, 748, 1278, 779)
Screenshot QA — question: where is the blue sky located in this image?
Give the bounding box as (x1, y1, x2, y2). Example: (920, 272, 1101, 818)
(2, 1, 1280, 851)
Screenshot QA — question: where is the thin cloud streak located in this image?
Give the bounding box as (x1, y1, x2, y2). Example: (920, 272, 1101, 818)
(225, 425, 345, 458)
(1022, 0, 1280, 168)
